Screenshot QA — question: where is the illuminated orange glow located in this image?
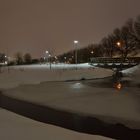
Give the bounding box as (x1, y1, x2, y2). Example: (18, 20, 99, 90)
(116, 42, 121, 47)
(116, 82, 122, 90)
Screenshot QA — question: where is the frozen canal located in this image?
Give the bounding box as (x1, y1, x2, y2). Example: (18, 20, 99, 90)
(2, 78, 140, 129)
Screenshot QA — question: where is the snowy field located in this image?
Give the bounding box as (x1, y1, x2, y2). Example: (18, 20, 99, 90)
(0, 63, 113, 89)
(0, 63, 115, 140)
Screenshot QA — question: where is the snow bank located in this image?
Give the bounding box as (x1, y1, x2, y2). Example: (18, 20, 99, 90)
(0, 64, 113, 89)
(122, 64, 140, 82)
(0, 109, 114, 140)
(122, 64, 140, 75)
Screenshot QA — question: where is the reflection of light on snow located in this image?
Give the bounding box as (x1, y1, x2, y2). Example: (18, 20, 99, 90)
(5, 61, 8, 65)
(71, 82, 83, 89)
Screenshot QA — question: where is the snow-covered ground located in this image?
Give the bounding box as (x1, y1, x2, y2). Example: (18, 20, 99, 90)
(0, 63, 113, 89)
(122, 64, 140, 82)
(0, 63, 115, 140)
(0, 109, 113, 140)
(0, 63, 140, 140)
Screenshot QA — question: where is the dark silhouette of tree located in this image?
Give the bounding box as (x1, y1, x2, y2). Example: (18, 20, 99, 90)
(115, 19, 139, 59)
(134, 15, 140, 40)
(24, 53, 32, 64)
(15, 52, 23, 65)
(0, 53, 7, 63)
(133, 15, 140, 54)
(57, 16, 140, 63)
(101, 34, 116, 57)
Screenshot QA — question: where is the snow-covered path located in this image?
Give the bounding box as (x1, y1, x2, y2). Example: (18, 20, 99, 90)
(0, 109, 113, 140)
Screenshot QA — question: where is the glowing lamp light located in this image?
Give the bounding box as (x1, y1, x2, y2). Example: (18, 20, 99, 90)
(91, 51, 94, 54)
(116, 42, 121, 48)
(46, 51, 49, 54)
(5, 61, 8, 65)
(74, 40, 78, 44)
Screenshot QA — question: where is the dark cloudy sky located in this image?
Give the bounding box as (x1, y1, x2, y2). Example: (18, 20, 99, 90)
(0, 0, 140, 58)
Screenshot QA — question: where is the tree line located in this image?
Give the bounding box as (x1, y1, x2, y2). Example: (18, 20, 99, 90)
(6, 15, 140, 65)
(58, 15, 140, 63)
(13, 52, 33, 65)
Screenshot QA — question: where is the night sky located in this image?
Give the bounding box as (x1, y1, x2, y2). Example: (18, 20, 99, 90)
(0, 0, 140, 58)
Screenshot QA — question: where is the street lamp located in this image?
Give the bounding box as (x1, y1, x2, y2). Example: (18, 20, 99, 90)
(45, 50, 49, 63)
(48, 54, 52, 70)
(46, 51, 49, 54)
(116, 41, 121, 48)
(116, 41, 124, 58)
(91, 51, 94, 54)
(45, 50, 52, 70)
(64, 57, 67, 63)
(74, 40, 79, 69)
(116, 40, 124, 72)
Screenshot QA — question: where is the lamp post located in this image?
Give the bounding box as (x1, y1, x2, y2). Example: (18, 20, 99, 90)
(45, 51, 49, 64)
(46, 50, 52, 70)
(74, 40, 78, 69)
(48, 54, 51, 70)
(116, 41, 124, 58)
(91, 51, 94, 54)
(115, 41, 124, 85)
(116, 41, 123, 69)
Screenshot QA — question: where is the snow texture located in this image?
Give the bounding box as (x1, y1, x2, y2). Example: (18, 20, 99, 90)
(0, 63, 113, 89)
(0, 109, 113, 140)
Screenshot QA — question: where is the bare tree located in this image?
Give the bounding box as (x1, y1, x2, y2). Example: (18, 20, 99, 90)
(101, 34, 116, 57)
(112, 19, 139, 59)
(134, 15, 140, 40)
(15, 52, 23, 65)
(24, 53, 32, 64)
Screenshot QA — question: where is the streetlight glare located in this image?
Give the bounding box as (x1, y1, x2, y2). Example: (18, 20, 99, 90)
(116, 42, 121, 47)
(91, 51, 94, 54)
(73, 40, 79, 69)
(46, 51, 49, 54)
(74, 40, 78, 44)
